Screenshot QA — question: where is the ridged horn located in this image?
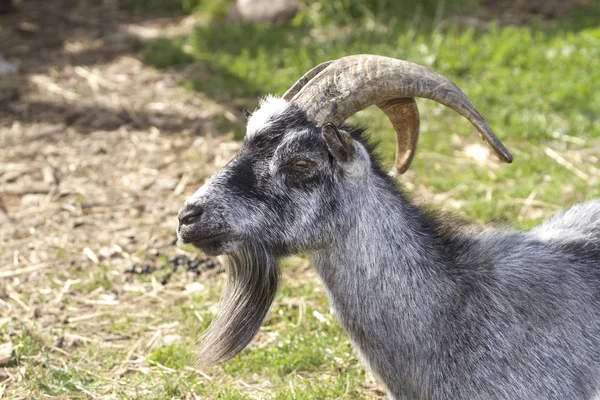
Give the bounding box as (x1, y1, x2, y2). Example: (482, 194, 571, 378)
(284, 54, 512, 173)
(282, 60, 334, 101)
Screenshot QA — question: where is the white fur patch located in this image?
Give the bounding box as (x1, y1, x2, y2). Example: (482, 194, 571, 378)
(246, 95, 289, 139)
(533, 229, 594, 243)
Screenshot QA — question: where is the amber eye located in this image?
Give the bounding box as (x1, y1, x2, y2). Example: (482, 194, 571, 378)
(290, 159, 313, 170)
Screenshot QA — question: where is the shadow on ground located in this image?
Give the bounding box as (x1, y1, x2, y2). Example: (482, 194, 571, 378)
(0, 0, 222, 136)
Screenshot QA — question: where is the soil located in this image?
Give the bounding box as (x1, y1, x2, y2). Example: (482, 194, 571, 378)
(0, 1, 244, 272)
(0, 3, 244, 393)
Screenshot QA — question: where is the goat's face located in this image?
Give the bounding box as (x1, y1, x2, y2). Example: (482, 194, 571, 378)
(177, 97, 369, 256)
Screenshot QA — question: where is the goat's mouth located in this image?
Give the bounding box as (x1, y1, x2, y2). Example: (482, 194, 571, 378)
(191, 233, 230, 255)
(177, 226, 234, 255)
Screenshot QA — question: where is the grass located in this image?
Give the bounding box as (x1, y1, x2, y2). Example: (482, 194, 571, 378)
(4, 0, 599, 399)
(5, 265, 367, 399)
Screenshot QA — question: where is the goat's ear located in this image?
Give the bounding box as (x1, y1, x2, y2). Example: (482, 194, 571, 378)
(243, 108, 251, 119)
(322, 123, 356, 164)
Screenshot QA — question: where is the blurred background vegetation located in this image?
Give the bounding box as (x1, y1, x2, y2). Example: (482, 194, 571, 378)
(130, 0, 600, 227)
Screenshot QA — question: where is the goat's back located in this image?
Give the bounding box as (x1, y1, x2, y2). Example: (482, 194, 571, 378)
(429, 200, 600, 399)
(532, 198, 600, 245)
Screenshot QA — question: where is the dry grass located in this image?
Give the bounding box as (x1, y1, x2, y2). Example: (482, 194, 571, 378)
(0, 2, 250, 398)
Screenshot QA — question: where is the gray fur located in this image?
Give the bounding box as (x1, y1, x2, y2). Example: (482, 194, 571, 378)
(177, 97, 600, 399)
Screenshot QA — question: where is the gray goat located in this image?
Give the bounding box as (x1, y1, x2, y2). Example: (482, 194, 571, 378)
(177, 54, 600, 400)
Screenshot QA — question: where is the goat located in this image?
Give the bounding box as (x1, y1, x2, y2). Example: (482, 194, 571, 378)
(177, 54, 600, 400)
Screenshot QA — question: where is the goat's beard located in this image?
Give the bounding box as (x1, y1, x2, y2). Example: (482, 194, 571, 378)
(196, 242, 279, 367)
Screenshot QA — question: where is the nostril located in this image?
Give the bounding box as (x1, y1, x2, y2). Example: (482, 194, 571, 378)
(178, 205, 204, 226)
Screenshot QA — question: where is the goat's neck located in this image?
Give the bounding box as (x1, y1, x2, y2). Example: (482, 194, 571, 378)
(309, 176, 455, 391)
(311, 176, 454, 313)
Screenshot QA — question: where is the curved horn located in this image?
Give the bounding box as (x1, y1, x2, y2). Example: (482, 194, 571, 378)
(378, 97, 420, 173)
(287, 54, 512, 173)
(282, 60, 334, 101)
(282, 57, 421, 172)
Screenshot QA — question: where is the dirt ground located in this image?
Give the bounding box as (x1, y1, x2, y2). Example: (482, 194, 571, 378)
(0, 0, 243, 266)
(0, 1, 251, 396)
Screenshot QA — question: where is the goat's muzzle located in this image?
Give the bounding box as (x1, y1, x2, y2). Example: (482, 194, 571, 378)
(177, 199, 232, 255)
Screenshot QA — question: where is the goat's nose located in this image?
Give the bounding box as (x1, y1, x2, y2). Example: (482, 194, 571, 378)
(178, 203, 204, 226)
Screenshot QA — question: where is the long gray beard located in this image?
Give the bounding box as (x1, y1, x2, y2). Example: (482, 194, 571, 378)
(196, 243, 279, 367)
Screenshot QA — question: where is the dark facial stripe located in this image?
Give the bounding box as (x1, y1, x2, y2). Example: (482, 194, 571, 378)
(225, 157, 258, 195)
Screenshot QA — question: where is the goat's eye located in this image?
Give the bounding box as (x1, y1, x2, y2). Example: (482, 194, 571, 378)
(289, 159, 313, 170)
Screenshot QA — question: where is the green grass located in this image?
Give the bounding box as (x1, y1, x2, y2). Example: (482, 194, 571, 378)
(5, 258, 366, 399)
